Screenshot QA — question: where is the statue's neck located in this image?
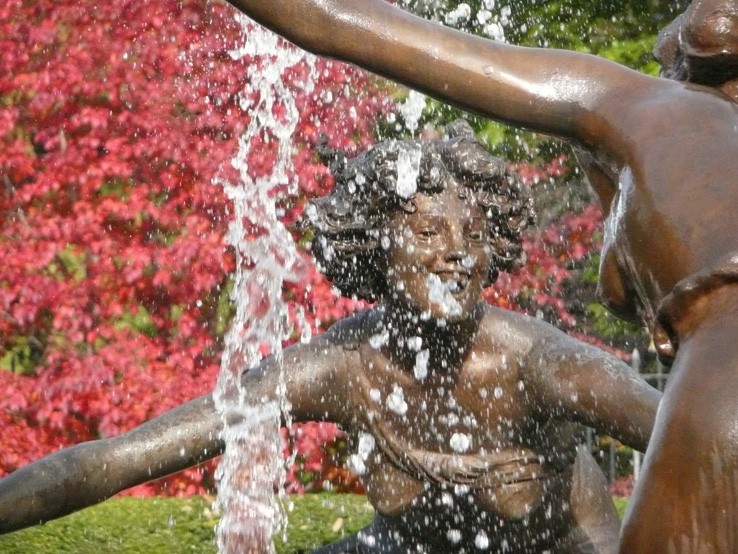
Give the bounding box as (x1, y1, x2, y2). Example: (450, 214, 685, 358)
(376, 302, 483, 375)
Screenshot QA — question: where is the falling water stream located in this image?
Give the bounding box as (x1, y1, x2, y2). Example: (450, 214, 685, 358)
(212, 15, 315, 554)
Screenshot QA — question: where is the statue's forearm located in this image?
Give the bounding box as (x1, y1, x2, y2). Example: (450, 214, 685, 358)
(224, 0, 534, 118)
(223, 0, 645, 144)
(0, 441, 132, 533)
(0, 394, 223, 534)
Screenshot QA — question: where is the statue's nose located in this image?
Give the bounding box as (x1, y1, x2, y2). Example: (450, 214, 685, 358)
(445, 224, 467, 262)
(445, 248, 466, 264)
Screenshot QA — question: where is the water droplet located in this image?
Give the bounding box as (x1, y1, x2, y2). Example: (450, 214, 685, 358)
(386, 385, 408, 415)
(426, 274, 462, 317)
(454, 483, 470, 496)
(450, 432, 471, 453)
(369, 330, 389, 349)
(475, 529, 490, 549)
(445, 3, 471, 26)
(407, 336, 422, 351)
(395, 144, 422, 197)
(344, 434, 364, 461)
(494, 386, 504, 399)
(414, 349, 430, 380)
(447, 528, 463, 544)
(349, 432, 376, 475)
(359, 530, 376, 547)
(398, 90, 426, 136)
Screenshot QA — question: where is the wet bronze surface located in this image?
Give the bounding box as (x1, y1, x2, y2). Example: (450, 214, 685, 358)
(218, 0, 738, 551)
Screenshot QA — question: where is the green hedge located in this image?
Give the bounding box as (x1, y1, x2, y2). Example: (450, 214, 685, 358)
(0, 494, 373, 554)
(0, 494, 628, 553)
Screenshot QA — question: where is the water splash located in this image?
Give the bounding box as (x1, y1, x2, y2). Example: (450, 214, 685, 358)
(212, 16, 315, 554)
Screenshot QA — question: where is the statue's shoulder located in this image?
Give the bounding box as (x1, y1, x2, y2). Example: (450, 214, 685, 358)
(317, 308, 379, 351)
(477, 303, 565, 355)
(478, 303, 555, 334)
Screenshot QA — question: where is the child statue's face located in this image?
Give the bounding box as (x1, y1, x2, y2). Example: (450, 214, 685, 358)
(384, 178, 491, 322)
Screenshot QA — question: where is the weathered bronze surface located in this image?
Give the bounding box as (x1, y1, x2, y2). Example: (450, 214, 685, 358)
(220, 0, 738, 551)
(0, 124, 659, 552)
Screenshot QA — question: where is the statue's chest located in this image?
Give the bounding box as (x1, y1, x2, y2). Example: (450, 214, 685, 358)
(600, 167, 660, 323)
(349, 351, 532, 453)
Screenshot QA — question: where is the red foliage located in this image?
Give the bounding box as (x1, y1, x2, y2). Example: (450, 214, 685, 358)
(0, 0, 387, 495)
(1, 0, 614, 497)
(488, 160, 602, 319)
(281, 422, 363, 494)
(609, 476, 635, 497)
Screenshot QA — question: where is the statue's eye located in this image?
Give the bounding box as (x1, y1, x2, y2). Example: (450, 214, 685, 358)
(467, 230, 485, 242)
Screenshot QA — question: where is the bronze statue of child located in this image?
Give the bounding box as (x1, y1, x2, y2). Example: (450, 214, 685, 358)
(0, 121, 659, 553)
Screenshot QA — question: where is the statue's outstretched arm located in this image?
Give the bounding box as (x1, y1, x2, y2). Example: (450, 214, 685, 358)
(525, 331, 661, 453)
(0, 393, 222, 534)
(0, 323, 352, 535)
(224, 0, 656, 146)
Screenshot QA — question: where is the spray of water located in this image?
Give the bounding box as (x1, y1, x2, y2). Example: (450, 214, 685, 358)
(212, 15, 315, 554)
(210, 6, 433, 551)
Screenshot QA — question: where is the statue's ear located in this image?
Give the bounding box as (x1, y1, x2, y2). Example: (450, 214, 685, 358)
(653, 14, 687, 81)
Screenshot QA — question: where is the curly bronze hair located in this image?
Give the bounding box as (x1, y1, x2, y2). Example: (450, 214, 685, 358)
(307, 120, 534, 302)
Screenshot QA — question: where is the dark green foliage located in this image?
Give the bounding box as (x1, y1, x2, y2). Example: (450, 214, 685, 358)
(427, 0, 686, 49)
(506, 0, 685, 51)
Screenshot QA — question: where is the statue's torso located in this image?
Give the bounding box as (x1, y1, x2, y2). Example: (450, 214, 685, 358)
(341, 308, 583, 551)
(585, 95, 738, 361)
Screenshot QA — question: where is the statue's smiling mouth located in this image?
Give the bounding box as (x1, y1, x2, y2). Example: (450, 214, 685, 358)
(435, 272, 470, 294)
